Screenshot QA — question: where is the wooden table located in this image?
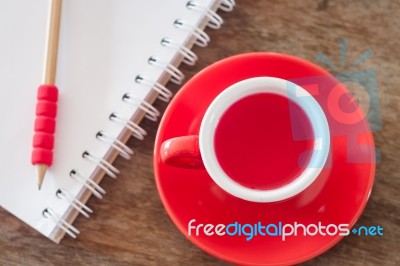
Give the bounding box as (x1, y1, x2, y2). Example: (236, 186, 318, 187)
(1, 0, 399, 265)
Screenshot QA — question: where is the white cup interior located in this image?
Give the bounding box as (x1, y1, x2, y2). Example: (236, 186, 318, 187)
(199, 77, 330, 202)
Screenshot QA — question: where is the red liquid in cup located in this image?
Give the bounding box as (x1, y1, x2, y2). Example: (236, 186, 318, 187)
(214, 93, 314, 190)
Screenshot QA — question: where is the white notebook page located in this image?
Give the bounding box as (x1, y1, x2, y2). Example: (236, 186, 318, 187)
(0, 0, 221, 242)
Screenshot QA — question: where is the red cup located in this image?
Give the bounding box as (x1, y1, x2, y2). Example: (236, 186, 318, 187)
(161, 77, 330, 203)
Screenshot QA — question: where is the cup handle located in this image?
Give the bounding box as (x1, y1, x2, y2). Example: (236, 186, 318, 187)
(160, 135, 205, 168)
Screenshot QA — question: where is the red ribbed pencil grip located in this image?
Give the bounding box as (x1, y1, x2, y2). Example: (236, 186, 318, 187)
(31, 84, 58, 166)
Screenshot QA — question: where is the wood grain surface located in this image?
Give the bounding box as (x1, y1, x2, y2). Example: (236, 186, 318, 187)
(1, 0, 399, 265)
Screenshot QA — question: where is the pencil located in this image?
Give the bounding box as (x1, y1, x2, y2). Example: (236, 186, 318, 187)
(32, 0, 62, 190)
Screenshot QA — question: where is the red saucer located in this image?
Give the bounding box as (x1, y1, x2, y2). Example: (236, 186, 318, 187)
(154, 53, 375, 265)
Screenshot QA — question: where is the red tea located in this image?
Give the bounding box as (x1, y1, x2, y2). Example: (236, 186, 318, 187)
(214, 93, 314, 190)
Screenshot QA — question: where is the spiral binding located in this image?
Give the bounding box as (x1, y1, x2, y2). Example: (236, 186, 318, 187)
(220, 0, 235, 12)
(43, 208, 80, 238)
(135, 75, 173, 102)
(148, 56, 185, 85)
(82, 151, 120, 178)
(109, 113, 147, 141)
(56, 189, 93, 218)
(70, 169, 106, 199)
(122, 93, 161, 122)
(173, 19, 210, 47)
(161, 37, 198, 66)
(96, 131, 134, 160)
(44, 0, 233, 239)
(186, 1, 223, 29)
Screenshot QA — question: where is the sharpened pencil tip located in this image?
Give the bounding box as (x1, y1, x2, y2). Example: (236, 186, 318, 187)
(36, 164, 48, 190)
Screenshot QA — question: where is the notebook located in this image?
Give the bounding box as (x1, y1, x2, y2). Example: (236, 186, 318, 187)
(0, 0, 234, 243)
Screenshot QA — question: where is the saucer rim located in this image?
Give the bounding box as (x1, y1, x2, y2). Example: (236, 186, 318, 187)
(153, 52, 376, 265)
